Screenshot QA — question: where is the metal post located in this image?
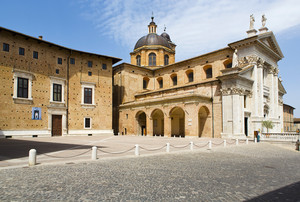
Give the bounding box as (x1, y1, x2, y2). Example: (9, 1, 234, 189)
(29, 149, 36, 166)
(255, 138, 257, 143)
(92, 146, 97, 160)
(135, 144, 140, 156)
(166, 143, 170, 153)
(224, 140, 226, 147)
(190, 142, 194, 150)
(208, 140, 212, 150)
(236, 139, 239, 145)
(246, 139, 249, 144)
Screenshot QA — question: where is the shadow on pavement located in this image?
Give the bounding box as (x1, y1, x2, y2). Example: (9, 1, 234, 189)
(246, 181, 300, 201)
(0, 139, 106, 161)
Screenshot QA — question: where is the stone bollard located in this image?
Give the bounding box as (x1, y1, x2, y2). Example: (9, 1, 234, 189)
(224, 140, 227, 147)
(166, 143, 170, 153)
(246, 139, 249, 144)
(29, 149, 36, 166)
(135, 144, 140, 156)
(236, 139, 239, 145)
(255, 138, 257, 143)
(190, 142, 194, 150)
(208, 140, 212, 150)
(92, 146, 97, 160)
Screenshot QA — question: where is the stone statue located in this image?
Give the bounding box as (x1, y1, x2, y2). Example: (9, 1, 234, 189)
(232, 49, 238, 67)
(250, 14, 255, 29)
(262, 14, 267, 27)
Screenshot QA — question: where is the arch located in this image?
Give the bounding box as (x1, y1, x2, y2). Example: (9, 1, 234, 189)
(136, 55, 141, 66)
(186, 70, 194, 83)
(136, 111, 147, 136)
(151, 109, 164, 136)
(164, 54, 169, 66)
(170, 73, 177, 86)
(143, 77, 149, 89)
(204, 65, 212, 79)
(223, 59, 232, 68)
(149, 52, 156, 66)
(198, 106, 209, 137)
(169, 107, 185, 137)
(157, 77, 163, 89)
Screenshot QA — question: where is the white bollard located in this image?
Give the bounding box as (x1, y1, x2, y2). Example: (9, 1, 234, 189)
(166, 143, 170, 153)
(190, 142, 194, 150)
(29, 149, 36, 166)
(255, 138, 257, 143)
(92, 146, 97, 160)
(224, 140, 227, 147)
(246, 139, 249, 144)
(135, 144, 140, 156)
(236, 139, 239, 145)
(208, 140, 212, 150)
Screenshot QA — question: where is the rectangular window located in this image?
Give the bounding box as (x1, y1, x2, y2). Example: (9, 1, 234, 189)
(33, 51, 38, 59)
(17, 77, 28, 98)
(57, 57, 62, 65)
(53, 84, 62, 102)
(102, 63, 107, 70)
(85, 118, 91, 128)
(88, 61, 93, 67)
(3, 43, 9, 52)
(70, 58, 75, 64)
(88, 71, 92, 76)
(84, 88, 92, 104)
(19, 47, 25, 55)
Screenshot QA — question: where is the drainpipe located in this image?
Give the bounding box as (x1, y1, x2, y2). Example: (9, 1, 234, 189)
(66, 50, 72, 135)
(211, 83, 214, 138)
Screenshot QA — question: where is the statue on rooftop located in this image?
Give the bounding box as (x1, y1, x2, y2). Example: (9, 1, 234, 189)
(250, 14, 255, 30)
(262, 14, 267, 27)
(232, 49, 238, 67)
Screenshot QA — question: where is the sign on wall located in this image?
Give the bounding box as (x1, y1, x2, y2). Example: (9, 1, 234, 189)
(32, 107, 41, 120)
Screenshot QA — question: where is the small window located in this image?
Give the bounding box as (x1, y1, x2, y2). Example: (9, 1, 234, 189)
(172, 75, 177, 86)
(3, 43, 9, 52)
(126, 114, 128, 119)
(33, 51, 38, 59)
(58, 57, 62, 65)
(84, 88, 92, 104)
(205, 68, 212, 79)
(70, 58, 75, 64)
(102, 64, 107, 70)
(164, 55, 169, 66)
(88, 61, 93, 67)
(85, 118, 91, 129)
(17, 78, 28, 98)
(158, 78, 163, 88)
(149, 53, 156, 66)
(143, 78, 149, 89)
(244, 95, 247, 108)
(19, 47, 25, 55)
(136, 55, 141, 66)
(88, 71, 92, 76)
(56, 69, 59, 74)
(53, 84, 62, 102)
(187, 71, 194, 82)
(226, 63, 232, 68)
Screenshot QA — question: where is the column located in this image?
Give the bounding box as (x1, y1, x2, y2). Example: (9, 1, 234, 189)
(257, 65, 264, 117)
(252, 65, 258, 117)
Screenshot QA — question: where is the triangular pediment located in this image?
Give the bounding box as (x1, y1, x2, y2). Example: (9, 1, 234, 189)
(257, 32, 284, 58)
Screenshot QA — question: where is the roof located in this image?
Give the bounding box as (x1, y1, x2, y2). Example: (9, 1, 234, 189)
(134, 33, 171, 50)
(283, 103, 295, 109)
(0, 26, 122, 64)
(294, 118, 300, 123)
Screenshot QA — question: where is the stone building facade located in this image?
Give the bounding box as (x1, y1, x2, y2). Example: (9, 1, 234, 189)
(0, 27, 121, 138)
(283, 104, 295, 132)
(113, 17, 286, 138)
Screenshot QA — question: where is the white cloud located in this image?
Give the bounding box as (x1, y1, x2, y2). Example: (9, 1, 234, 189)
(79, 0, 300, 61)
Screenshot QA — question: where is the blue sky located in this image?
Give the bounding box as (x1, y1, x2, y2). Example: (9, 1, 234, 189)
(1, 0, 300, 117)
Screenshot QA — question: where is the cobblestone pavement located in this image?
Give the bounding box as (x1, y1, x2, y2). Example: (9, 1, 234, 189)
(1, 143, 300, 201)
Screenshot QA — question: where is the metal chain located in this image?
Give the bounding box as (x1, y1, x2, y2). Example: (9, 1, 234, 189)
(194, 142, 209, 148)
(41, 148, 91, 158)
(139, 145, 166, 151)
(226, 140, 236, 145)
(212, 141, 224, 146)
(170, 143, 190, 148)
(97, 147, 135, 154)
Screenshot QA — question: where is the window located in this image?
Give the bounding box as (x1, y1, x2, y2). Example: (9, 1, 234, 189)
(226, 63, 232, 68)
(157, 77, 163, 88)
(164, 55, 169, 66)
(244, 95, 247, 108)
(84, 118, 91, 129)
(205, 67, 212, 79)
(57, 57, 62, 65)
(187, 71, 194, 82)
(56, 69, 59, 74)
(70, 58, 75, 64)
(149, 53, 156, 66)
(88, 71, 92, 76)
(3, 43, 9, 52)
(143, 77, 149, 89)
(88, 61, 93, 67)
(171, 74, 177, 86)
(33, 51, 38, 59)
(53, 84, 62, 102)
(102, 63, 107, 70)
(17, 78, 28, 98)
(136, 55, 141, 66)
(84, 88, 92, 104)
(19, 47, 25, 55)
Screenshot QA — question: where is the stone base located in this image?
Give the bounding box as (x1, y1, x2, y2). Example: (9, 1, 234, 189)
(259, 27, 269, 34)
(246, 29, 257, 37)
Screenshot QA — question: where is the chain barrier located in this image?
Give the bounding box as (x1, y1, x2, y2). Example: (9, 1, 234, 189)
(139, 145, 166, 151)
(97, 147, 136, 154)
(211, 141, 224, 146)
(194, 142, 209, 148)
(42, 148, 91, 158)
(239, 139, 247, 143)
(226, 140, 236, 145)
(170, 143, 190, 149)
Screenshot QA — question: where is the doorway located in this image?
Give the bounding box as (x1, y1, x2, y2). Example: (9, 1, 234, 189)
(52, 115, 62, 136)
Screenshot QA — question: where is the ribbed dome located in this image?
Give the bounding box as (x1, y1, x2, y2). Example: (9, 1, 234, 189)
(161, 32, 171, 42)
(134, 33, 171, 50)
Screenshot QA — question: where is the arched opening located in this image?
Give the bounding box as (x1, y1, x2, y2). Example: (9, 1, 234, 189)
(198, 106, 209, 137)
(170, 107, 185, 137)
(223, 59, 232, 68)
(151, 109, 164, 136)
(143, 77, 149, 89)
(204, 65, 212, 79)
(136, 111, 147, 136)
(171, 73, 177, 86)
(157, 77, 163, 89)
(186, 70, 194, 83)
(164, 55, 169, 66)
(149, 53, 156, 66)
(136, 55, 141, 66)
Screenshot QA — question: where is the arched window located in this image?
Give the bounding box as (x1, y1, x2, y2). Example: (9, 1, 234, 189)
(186, 71, 194, 82)
(157, 77, 163, 88)
(205, 67, 212, 79)
(149, 53, 156, 66)
(171, 74, 177, 86)
(143, 77, 149, 89)
(223, 59, 232, 68)
(136, 55, 141, 66)
(164, 55, 169, 66)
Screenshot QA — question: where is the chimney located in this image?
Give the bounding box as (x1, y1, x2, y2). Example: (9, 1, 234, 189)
(38, 36, 43, 40)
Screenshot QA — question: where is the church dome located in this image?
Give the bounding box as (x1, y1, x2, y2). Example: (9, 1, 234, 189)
(134, 33, 171, 50)
(161, 32, 171, 42)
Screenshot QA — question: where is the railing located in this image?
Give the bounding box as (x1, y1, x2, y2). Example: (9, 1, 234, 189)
(261, 132, 300, 142)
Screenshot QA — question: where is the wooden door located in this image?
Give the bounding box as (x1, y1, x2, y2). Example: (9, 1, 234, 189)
(52, 115, 62, 136)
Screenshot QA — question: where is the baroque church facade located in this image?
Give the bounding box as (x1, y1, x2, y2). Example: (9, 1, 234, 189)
(113, 16, 286, 138)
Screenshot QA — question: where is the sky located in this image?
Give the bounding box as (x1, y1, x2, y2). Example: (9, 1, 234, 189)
(1, 0, 300, 117)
